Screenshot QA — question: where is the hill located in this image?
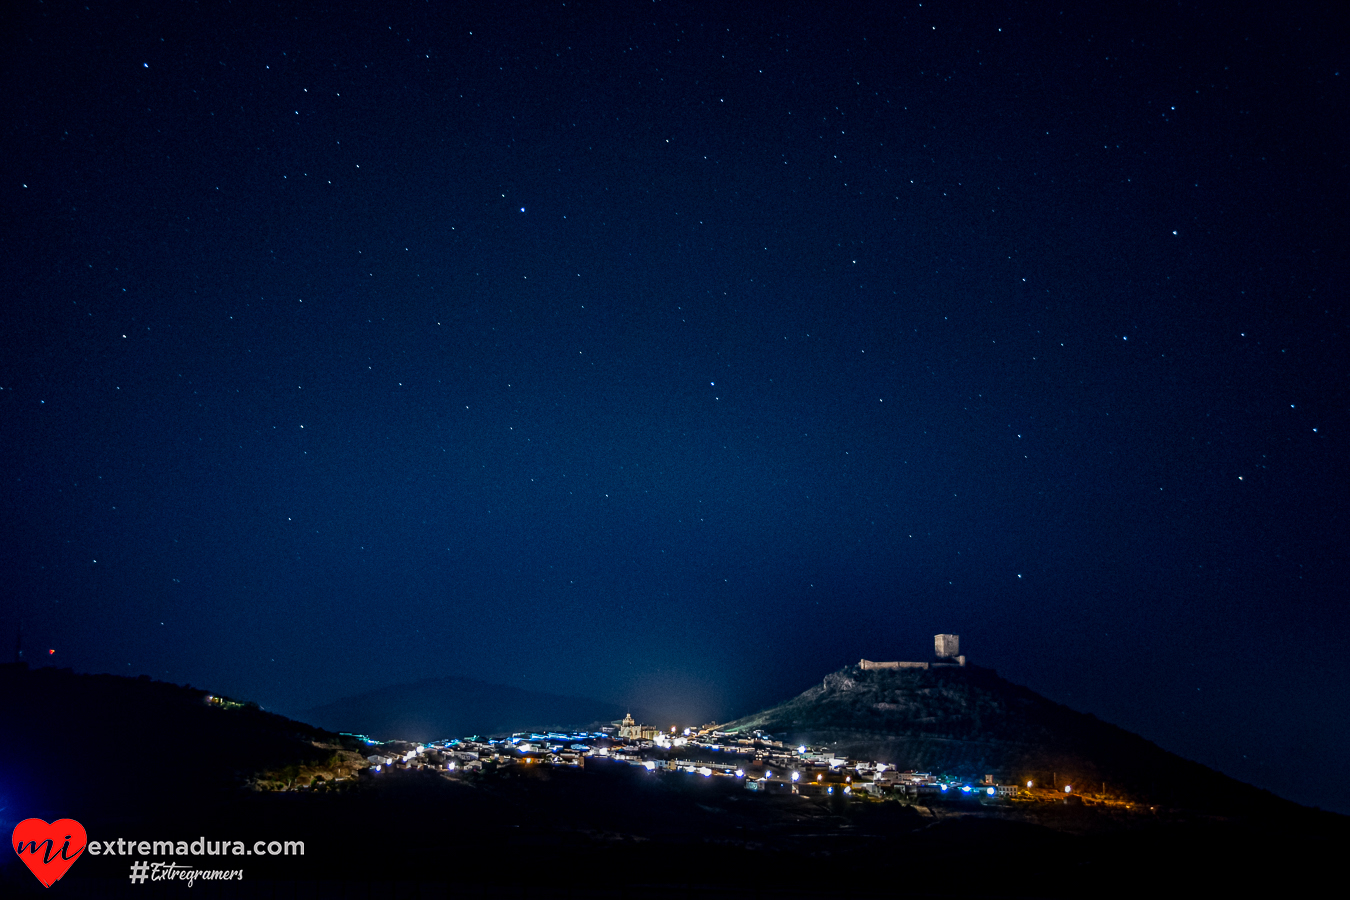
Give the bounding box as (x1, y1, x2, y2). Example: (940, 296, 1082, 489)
(721, 662, 1298, 816)
(299, 675, 624, 741)
(0, 663, 364, 821)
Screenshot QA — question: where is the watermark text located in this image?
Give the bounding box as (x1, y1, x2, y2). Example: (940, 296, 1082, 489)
(90, 837, 303, 858)
(129, 860, 244, 887)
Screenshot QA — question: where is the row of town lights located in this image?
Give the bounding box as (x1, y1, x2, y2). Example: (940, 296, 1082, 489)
(387, 731, 1079, 797)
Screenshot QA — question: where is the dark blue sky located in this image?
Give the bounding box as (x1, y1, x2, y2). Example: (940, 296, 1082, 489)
(3, 1, 1345, 811)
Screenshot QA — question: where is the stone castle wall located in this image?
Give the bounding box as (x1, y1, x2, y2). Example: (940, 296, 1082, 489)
(860, 636, 966, 672)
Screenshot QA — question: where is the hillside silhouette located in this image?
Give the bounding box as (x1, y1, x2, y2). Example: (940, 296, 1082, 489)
(0, 663, 361, 819)
(722, 662, 1296, 816)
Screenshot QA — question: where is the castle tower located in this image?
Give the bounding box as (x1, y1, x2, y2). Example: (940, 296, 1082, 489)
(934, 633, 960, 659)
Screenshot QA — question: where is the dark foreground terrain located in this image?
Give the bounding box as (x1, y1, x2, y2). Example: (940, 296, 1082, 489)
(3, 665, 1342, 897)
(7, 756, 1343, 898)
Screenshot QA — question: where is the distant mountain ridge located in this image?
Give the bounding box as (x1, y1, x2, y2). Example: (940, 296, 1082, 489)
(722, 662, 1298, 816)
(300, 675, 624, 741)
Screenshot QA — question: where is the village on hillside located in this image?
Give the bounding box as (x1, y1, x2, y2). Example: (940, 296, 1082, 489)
(355, 721, 1085, 806)
(294, 637, 1140, 812)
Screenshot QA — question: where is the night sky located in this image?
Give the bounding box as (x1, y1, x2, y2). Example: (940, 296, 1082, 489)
(3, 2, 1346, 812)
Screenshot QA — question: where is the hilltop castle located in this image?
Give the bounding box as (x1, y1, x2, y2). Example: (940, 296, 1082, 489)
(859, 633, 966, 671)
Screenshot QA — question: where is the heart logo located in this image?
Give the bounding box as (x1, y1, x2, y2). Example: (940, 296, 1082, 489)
(12, 818, 87, 888)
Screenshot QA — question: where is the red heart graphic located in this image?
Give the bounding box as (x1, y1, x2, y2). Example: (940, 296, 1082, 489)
(12, 818, 87, 888)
